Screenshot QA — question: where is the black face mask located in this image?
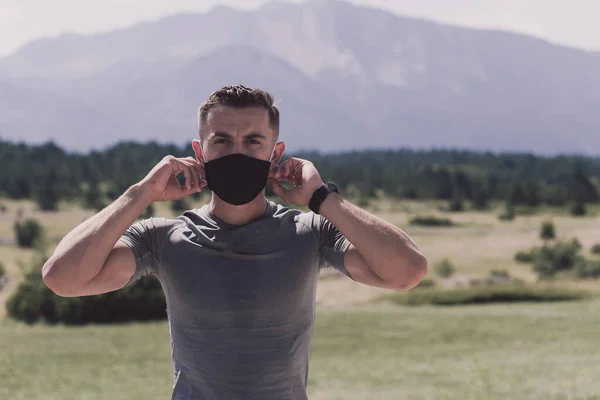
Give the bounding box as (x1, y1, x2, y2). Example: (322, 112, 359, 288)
(204, 153, 272, 206)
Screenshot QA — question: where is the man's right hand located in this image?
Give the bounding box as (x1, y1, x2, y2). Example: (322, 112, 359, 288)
(139, 155, 207, 203)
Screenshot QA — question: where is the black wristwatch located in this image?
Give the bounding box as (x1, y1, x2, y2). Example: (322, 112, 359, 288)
(308, 182, 339, 214)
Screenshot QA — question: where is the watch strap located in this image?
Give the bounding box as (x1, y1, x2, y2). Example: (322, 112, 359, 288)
(308, 183, 338, 214)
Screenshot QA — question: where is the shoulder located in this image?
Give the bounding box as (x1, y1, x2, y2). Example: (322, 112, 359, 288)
(268, 202, 324, 237)
(132, 216, 186, 233)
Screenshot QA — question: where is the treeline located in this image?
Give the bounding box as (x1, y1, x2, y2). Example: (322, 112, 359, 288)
(1, 139, 600, 210)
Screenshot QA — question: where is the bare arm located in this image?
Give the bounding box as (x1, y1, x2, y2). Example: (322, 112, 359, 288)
(268, 157, 427, 291)
(319, 193, 427, 291)
(42, 185, 152, 297)
(42, 155, 206, 297)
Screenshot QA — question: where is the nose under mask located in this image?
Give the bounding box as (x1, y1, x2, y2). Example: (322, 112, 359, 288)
(204, 153, 272, 206)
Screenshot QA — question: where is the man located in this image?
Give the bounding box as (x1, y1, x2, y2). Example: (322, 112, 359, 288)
(42, 85, 427, 399)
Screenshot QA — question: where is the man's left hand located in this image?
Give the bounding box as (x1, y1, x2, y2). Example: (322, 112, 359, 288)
(268, 157, 324, 206)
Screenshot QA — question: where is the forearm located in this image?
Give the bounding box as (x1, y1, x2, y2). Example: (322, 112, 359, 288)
(42, 184, 152, 287)
(319, 193, 427, 284)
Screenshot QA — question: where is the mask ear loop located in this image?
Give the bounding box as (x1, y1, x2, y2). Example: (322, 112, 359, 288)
(269, 145, 278, 166)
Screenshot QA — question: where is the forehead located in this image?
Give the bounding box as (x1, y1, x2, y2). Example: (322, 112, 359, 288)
(204, 106, 272, 135)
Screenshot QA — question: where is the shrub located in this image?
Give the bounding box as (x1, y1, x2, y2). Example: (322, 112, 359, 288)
(571, 200, 586, 216)
(0, 262, 6, 290)
(409, 216, 454, 227)
(514, 249, 538, 264)
(591, 244, 600, 255)
(498, 200, 516, 221)
(6, 253, 167, 325)
(415, 278, 436, 289)
(7, 271, 167, 325)
(171, 198, 191, 213)
(498, 213, 515, 221)
(83, 182, 107, 211)
(575, 259, 600, 279)
(532, 239, 583, 280)
(14, 218, 44, 248)
(435, 258, 455, 278)
(539, 220, 556, 241)
(385, 285, 591, 307)
(448, 195, 464, 212)
(356, 197, 370, 208)
(140, 203, 155, 219)
(489, 269, 510, 279)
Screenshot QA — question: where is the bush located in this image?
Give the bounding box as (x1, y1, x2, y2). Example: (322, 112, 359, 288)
(571, 200, 586, 216)
(448, 195, 464, 212)
(532, 239, 583, 280)
(14, 218, 44, 248)
(514, 249, 538, 264)
(6, 253, 167, 325)
(435, 258, 455, 278)
(385, 285, 591, 307)
(83, 182, 107, 211)
(356, 197, 370, 208)
(591, 244, 600, 255)
(539, 220, 556, 241)
(498, 200, 516, 221)
(575, 259, 600, 279)
(409, 215, 454, 227)
(0, 262, 6, 290)
(415, 278, 436, 289)
(171, 197, 191, 213)
(490, 269, 510, 279)
(140, 203, 155, 219)
(7, 271, 167, 325)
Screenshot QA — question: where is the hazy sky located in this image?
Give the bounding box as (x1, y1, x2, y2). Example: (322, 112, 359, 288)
(0, 0, 598, 57)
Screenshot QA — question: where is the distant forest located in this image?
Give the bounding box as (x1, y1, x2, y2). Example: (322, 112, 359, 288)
(1, 139, 599, 212)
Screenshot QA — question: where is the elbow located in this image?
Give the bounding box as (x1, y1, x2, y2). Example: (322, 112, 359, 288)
(42, 259, 82, 298)
(386, 253, 428, 291)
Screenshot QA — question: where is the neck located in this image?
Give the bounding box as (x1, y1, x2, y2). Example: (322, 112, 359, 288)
(209, 193, 269, 226)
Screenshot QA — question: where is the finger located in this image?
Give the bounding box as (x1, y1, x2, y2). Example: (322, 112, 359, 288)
(181, 159, 203, 190)
(290, 163, 301, 186)
(178, 161, 192, 189)
(187, 165, 198, 189)
(283, 161, 292, 180)
(176, 183, 199, 199)
(195, 164, 206, 186)
(270, 164, 283, 180)
(269, 178, 288, 200)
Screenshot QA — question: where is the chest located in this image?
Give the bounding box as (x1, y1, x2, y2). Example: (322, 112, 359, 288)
(158, 221, 320, 324)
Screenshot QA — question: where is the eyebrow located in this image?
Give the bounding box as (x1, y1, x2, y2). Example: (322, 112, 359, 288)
(213, 131, 267, 140)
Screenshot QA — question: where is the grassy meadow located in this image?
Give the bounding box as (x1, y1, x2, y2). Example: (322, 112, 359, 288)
(2, 196, 600, 399)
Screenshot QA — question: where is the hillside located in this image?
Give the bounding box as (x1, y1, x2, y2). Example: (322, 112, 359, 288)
(1, 0, 599, 154)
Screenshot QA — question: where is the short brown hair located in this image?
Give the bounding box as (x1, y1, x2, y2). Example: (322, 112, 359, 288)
(198, 85, 280, 137)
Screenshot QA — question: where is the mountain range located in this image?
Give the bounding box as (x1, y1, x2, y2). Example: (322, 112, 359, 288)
(1, 0, 599, 154)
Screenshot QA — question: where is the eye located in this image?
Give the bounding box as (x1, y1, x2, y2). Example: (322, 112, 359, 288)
(215, 139, 228, 144)
(246, 139, 261, 145)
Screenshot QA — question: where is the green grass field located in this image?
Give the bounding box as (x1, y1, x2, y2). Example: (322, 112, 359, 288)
(3, 300, 600, 400)
(2, 197, 600, 399)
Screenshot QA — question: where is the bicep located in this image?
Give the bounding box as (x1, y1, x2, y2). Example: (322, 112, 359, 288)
(81, 241, 137, 296)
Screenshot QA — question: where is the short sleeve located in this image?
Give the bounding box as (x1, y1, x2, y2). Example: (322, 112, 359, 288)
(118, 217, 172, 285)
(309, 212, 352, 278)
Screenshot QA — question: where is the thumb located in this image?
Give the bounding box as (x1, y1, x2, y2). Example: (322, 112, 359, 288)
(176, 183, 201, 200)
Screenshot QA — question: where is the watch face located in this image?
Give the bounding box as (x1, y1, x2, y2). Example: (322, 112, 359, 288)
(327, 182, 338, 192)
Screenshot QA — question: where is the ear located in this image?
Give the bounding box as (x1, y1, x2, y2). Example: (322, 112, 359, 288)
(191, 139, 204, 164)
(271, 142, 286, 168)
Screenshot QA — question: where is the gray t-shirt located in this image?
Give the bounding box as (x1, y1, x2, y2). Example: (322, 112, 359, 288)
(119, 200, 352, 400)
